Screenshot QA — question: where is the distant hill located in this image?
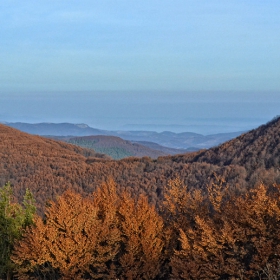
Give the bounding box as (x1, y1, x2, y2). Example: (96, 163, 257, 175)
(1, 117, 280, 214)
(45, 135, 194, 158)
(67, 135, 167, 159)
(5, 122, 244, 149)
(131, 140, 194, 154)
(114, 130, 245, 149)
(4, 122, 106, 136)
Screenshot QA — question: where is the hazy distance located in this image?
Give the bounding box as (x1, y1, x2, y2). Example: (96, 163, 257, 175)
(1, 91, 279, 135)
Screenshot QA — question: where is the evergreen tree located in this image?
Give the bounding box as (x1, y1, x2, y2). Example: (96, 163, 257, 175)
(0, 182, 36, 280)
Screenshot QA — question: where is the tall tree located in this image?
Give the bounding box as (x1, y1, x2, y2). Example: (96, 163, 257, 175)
(89, 179, 121, 279)
(170, 182, 280, 279)
(0, 182, 36, 280)
(13, 191, 98, 279)
(13, 181, 122, 280)
(13, 179, 165, 279)
(118, 192, 165, 280)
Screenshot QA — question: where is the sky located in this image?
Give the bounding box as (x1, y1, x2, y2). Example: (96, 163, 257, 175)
(1, 91, 279, 134)
(0, 1, 280, 133)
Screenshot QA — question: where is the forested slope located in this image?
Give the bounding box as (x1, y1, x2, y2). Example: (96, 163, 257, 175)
(1, 118, 280, 279)
(1, 117, 280, 213)
(0, 124, 110, 210)
(173, 117, 280, 185)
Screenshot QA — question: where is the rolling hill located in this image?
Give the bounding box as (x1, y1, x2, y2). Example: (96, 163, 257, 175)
(1, 117, 280, 214)
(4, 122, 244, 149)
(67, 135, 167, 159)
(66, 135, 191, 159)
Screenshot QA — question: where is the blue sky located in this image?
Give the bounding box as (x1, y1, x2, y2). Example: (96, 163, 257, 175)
(1, 0, 280, 92)
(0, 1, 280, 133)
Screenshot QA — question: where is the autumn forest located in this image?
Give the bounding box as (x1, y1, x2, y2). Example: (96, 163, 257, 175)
(1, 117, 280, 279)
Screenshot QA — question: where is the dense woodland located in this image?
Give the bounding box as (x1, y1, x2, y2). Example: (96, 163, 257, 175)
(1, 117, 280, 279)
(1, 118, 280, 213)
(1, 177, 280, 279)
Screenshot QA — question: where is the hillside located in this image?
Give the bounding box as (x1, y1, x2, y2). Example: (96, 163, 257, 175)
(0, 124, 110, 211)
(1, 117, 280, 213)
(67, 135, 167, 159)
(5, 122, 244, 149)
(173, 117, 280, 185)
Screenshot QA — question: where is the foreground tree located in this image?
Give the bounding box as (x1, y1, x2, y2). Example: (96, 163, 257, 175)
(162, 177, 208, 269)
(13, 184, 121, 280)
(170, 181, 280, 279)
(0, 182, 36, 280)
(118, 192, 165, 279)
(13, 191, 92, 279)
(13, 179, 165, 279)
(89, 179, 122, 279)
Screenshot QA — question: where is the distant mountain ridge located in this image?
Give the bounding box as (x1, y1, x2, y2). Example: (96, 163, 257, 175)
(4, 122, 245, 149)
(3, 122, 105, 136)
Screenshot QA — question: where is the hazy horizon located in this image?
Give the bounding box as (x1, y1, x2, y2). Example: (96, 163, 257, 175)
(1, 91, 279, 135)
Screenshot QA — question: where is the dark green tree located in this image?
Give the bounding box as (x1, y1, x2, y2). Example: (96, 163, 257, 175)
(0, 182, 36, 280)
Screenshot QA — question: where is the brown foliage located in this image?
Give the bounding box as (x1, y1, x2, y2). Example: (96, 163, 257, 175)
(170, 180, 280, 279)
(3, 117, 280, 279)
(10, 176, 280, 279)
(12, 179, 165, 279)
(4, 119, 280, 216)
(118, 192, 164, 279)
(13, 193, 79, 278)
(12, 187, 121, 279)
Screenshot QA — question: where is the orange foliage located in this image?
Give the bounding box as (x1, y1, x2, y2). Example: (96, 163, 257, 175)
(13, 192, 91, 278)
(118, 192, 164, 279)
(12, 179, 165, 279)
(170, 180, 280, 279)
(10, 177, 280, 279)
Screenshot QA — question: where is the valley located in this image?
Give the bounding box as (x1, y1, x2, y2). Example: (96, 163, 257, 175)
(1, 117, 280, 279)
